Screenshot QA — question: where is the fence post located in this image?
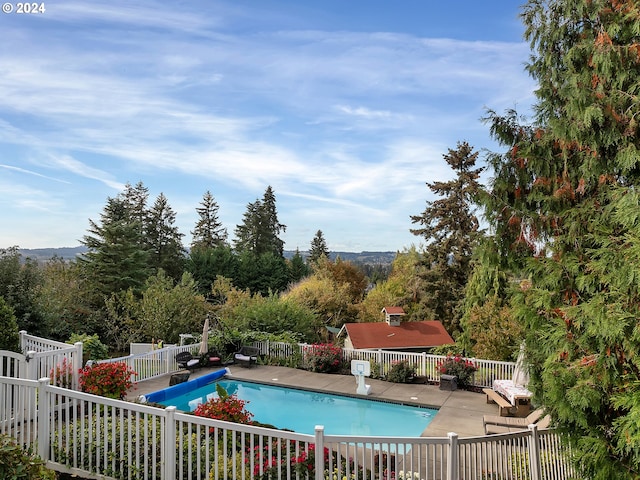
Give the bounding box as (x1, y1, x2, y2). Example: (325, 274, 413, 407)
(25, 351, 37, 380)
(166, 346, 173, 374)
(164, 406, 177, 480)
(447, 432, 459, 480)
(73, 342, 83, 390)
(19, 330, 27, 353)
(528, 424, 542, 480)
(421, 352, 427, 378)
(314, 426, 325, 480)
(37, 377, 51, 462)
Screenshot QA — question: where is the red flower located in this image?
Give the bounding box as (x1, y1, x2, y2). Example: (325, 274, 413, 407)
(79, 362, 136, 399)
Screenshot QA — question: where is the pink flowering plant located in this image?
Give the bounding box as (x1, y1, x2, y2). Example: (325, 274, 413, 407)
(437, 355, 477, 389)
(250, 441, 331, 480)
(79, 361, 137, 399)
(306, 343, 344, 373)
(50, 357, 74, 389)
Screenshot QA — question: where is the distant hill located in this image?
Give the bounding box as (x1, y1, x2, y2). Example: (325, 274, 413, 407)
(19, 246, 397, 265)
(18, 246, 89, 262)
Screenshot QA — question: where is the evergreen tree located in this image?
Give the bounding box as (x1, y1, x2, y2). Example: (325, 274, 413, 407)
(119, 181, 149, 235)
(257, 186, 286, 257)
(483, 1, 640, 477)
(186, 245, 238, 296)
(233, 186, 286, 257)
(308, 230, 330, 264)
(410, 141, 484, 334)
(288, 248, 309, 283)
(233, 199, 262, 254)
(146, 193, 186, 280)
(236, 251, 289, 296)
(79, 197, 151, 298)
(191, 191, 228, 250)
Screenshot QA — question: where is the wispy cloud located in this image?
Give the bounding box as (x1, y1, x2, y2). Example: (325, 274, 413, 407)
(0, 0, 535, 250)
(0, 164, 70, 183)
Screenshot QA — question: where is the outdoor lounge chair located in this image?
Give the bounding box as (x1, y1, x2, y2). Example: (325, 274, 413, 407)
(175, 351, 201, 371)
(483, 408, 548, 434)
(234, 346, 259, 368)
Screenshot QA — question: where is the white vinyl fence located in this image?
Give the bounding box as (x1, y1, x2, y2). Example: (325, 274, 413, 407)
(252, 340, 514, 389)
(0, 375, 574, 480)
(0, 331, 83, 389)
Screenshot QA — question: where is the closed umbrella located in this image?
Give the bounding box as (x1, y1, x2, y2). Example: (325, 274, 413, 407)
(198, 315, 210, 356)
(512, 342, 529, 387)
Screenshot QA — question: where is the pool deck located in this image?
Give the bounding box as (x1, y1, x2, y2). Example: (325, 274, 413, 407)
(128, 365, 497, 438)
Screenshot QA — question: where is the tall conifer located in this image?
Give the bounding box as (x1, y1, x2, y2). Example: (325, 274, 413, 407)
(483, 1, 640, 476)
(410, 141, 484, 334)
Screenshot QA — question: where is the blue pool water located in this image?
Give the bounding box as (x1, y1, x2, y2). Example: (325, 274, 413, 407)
(154, 376, 436, 436)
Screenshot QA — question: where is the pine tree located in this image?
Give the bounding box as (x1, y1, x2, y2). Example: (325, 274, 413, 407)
(146, 193, 186, 280)
(257, 186, 286, 257)
(191, 191, 228, 250)
(410, 141, 484, 334)
(233, 186, 286, 257)
(79, 197, 151, 298)
(482, 1, 640, 476)
(308, 230, 330, 264)
(119, 181, 150, 239)
(288, 248, 309, 283)
(233, 199, 262, 254)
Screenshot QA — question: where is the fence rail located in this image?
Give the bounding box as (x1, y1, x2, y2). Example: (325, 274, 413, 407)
(0, 375, 574, 480)
(252, 340, 515, 389)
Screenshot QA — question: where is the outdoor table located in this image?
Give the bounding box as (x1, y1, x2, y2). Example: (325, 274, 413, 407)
(493, 379, 533, 417)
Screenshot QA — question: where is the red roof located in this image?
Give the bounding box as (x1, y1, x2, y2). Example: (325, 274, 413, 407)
(344, 321, 454, 350)
(381, 306, 405, 315)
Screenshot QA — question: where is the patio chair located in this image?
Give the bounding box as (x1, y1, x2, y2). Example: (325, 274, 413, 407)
(175, 351, 201, 371)
(483, 408, 548, 434)
(234, 346, 259, 368)
(205, 349, 222, 367)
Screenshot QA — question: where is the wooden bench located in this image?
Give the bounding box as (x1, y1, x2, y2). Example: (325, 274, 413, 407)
(483, 388, 513, 417)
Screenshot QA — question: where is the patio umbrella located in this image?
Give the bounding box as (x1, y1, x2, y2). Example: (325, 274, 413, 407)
(512, 342, 529, 387)
(198, 315, 210, 356)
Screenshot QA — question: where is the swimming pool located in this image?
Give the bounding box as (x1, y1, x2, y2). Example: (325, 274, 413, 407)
(146, 371, 436, 436)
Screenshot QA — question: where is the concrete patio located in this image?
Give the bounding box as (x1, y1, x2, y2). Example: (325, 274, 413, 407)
(130, 365, 498, 438)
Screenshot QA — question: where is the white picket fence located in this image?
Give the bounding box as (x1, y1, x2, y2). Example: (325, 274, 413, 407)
(0, 331, 83, 390)
(252, 340, 514, 388)
(0, 375, 574, 480)
(0, 333, 576, 479)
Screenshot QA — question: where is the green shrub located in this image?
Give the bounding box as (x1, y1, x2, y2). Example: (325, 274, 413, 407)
(437, 355, 477, 389)
(68, 333, 109, 361)
(369, 360, 383, 379)
(0, 434, 56, 480)
(386, 360, 416, 383)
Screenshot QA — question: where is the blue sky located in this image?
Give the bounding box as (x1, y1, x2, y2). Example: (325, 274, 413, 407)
(0, 1, 535, 252)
